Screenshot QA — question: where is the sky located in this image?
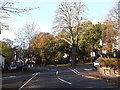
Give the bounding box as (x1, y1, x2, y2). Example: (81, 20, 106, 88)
(0, 0, 119, 41)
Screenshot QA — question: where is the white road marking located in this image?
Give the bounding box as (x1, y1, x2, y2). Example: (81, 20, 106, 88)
(71, 69, 78, 74)
(68, 68, 80, 75)
(32, 72, 40, 76)
(58, 77, 72, 85)
(56, 71, 59, 75)
(2, 76, 17, 80)
(74, 69, 80, 74)
(84, 68, 92, 71)
(18, 72, 40, 90)
(54, 69, 72, 85)
(6, 76, 16, 78)
(8, 76, 16, 78)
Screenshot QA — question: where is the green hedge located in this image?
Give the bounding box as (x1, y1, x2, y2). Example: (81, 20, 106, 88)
(99, 58, 120, 69)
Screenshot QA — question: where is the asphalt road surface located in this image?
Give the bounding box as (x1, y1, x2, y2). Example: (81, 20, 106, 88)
(2, 66, 119, 89)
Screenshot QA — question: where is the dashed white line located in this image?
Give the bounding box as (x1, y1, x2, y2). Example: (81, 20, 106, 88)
(18, 72, 40, 90)
(58, 77, 72, 85)
(56, 71, 59, 75)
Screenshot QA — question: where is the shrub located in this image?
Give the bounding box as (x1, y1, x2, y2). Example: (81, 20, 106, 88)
(99, 58, 120, 70)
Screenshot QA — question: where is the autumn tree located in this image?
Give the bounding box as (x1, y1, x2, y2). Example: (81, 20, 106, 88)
(53, 1, 87, 66)
(102, 19, 118, 52)
(102, 2, 119, 53)
(30, 33, 54, 65)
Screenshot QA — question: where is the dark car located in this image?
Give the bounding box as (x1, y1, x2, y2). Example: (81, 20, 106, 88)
(8, 62, 18, 70)
(93, 59, 99, 70)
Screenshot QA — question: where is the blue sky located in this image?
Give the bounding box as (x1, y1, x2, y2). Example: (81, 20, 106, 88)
(0, 0, 118, 40)
(11, 1, 116, 26)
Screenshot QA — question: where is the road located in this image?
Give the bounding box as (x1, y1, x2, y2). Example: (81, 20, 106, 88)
(2, 65, 119, 89)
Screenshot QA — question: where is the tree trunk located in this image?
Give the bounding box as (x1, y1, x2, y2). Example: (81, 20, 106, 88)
(71, 44, 76, 66)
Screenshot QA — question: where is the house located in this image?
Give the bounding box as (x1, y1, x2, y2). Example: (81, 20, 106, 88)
(0, 53, 6, 69)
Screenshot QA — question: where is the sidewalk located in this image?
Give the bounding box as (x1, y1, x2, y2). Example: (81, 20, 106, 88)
(78, 70, 120, 85)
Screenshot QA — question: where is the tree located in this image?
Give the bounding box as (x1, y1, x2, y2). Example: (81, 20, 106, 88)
(53, 1, 87, 66)
(0, 0, 39, 33)
(0, 0, 39, 16)
(106, 2, 119, 23)
(78, 21, 102, 62)
(48, 37, 70, 66)
(104, 2, 119, 51)
(30, 33, 54, 65)
(0, 23, 9, 34)
(2, 38, 15, 47)
(15, 21, 40, 49)
(30, 32, 70, 66)
(0, 41, 14, 66)
(102, 19, 118, 52)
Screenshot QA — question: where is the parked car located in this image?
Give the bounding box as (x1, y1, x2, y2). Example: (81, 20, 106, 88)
(8, 62, 18, 70)
(93, 59, 99, 70)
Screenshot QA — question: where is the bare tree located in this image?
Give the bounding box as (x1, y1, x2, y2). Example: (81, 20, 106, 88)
(0, 0, 39, 16)
(53, 1, 87, 66)
(105, 1, 120, 50)
(0, 0, 39, 33)
(15, 21, 40, 49)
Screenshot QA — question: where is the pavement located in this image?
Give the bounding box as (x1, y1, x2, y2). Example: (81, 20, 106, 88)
(78, 70, 120, 85)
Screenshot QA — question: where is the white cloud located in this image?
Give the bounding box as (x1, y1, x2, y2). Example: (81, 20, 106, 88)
(37, 24, 52, 33)
(0, 30, 15, 40)
(0, 21, 52, 41)
(0, 21, 21, 40)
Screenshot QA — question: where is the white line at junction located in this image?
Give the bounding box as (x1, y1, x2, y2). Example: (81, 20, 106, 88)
(68, 68, 80, 75)
(18, 72, 40, 90)
(58, 77, 72, 85)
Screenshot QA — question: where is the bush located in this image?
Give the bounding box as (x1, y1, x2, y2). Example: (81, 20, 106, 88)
(99, 58, 120, 70)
